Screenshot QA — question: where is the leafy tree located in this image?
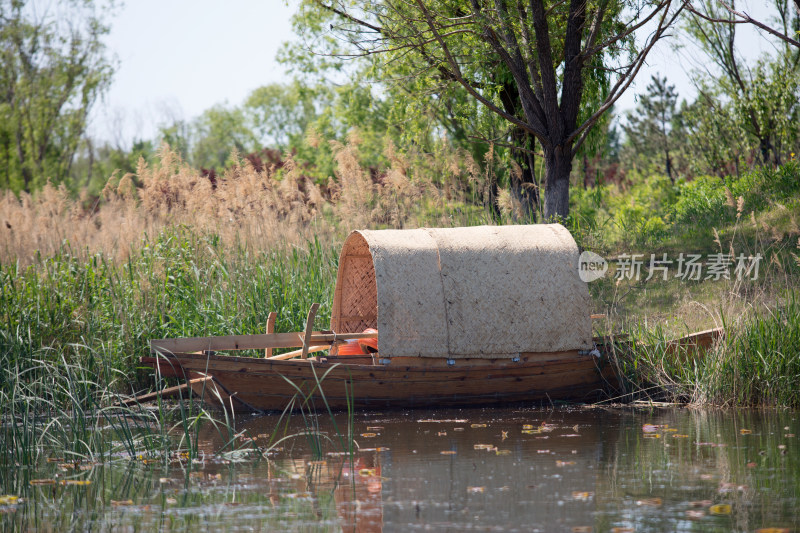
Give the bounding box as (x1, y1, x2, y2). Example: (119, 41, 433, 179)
(286, 0, 683, 219)
(0, 0, 114, 192)
(190, 104, 257, 170)
(244, 81, 331, 150)
(623, 75, 679, 182)
(682, 0, 800, 166)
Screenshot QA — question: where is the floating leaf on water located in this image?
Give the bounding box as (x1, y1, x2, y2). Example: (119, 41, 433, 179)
(453, 427, 465, 432)
(290, 473, 302, 480)
(556, 461, 576, 467)
(501, 431, 508, 440)
(440, 451, 457, 455)
(418, 419, 468, 423)
(643, 434, 661, 439)
(359, 469, 376, 477)
(46, 458, 64, 463)
(642, 424, 660, 433)
(62, 480, 91, 486)
(685, 510, 705, 520)
(495, 449, 511, 456)
(522, 424, 535, 430)
(537, 449, 550, 454)
(474, 444, 493, 450)
(746, 462, 757, 468)
(572, 527, 592, 533)
(361, 432, 377, 438)
(709, 504, 732, 515)
(740, 429, 752, 435)
(786, 434, 795, 438)
(636, 498, 662, 507)
(572, 491, 593, 501)
(611, 527, 634, 532)
(689, 500, 712, 508)
(700, 474, 714, 480)
(778, 445, 787, 450)
(29, 479, 56, 486)
(471, 423, 487, 428)
(437, 431, 447, 436)
(367, 426, 383, 431)
(0, 496, 19, 505)
(159, 478, 169, 484)
(672, 434, 690, 438)
(189, 472, 204, 479)
(111, 500, 134, 507)
(522, 429, 541, 435)
(755, 529, 790, 533)
(467, 486, 485, 493)
(562, 434, 581, 437)
(376, 447, 390, 451)
(664, 428, 678, 432)
(497, 486, 510, 491)
(258, 433, 269, 439)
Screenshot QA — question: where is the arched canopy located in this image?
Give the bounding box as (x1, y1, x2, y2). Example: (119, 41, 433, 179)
(331, 224, 592, 358)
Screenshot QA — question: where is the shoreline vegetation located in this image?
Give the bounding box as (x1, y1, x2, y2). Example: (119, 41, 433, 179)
(1, 141, 799, 469)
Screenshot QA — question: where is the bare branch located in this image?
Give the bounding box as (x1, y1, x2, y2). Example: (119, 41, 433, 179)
(711, 0, 800, 48)
(570, 1, 683, 152)
(413, 0, 540, 137)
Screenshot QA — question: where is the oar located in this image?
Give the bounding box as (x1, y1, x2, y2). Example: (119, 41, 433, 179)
(119, 376, 213, 406)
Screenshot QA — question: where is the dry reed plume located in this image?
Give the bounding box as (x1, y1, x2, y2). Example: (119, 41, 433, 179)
(0, 137, 475, 265)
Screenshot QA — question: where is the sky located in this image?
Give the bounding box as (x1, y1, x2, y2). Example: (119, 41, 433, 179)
(93, 0, 775, 147)
(94, 0, 296, 145)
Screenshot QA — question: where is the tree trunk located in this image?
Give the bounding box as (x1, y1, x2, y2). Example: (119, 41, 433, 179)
(543, 144, 573, 220)
(509, 127, 539, 221)
(758, 136, 774, 166)
(665, 149, 673, 183)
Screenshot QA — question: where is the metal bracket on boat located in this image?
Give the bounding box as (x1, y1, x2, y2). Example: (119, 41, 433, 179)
(446, 359, 456, 366)
(579, 345, 603, 358)
(379, 358, 392, 365)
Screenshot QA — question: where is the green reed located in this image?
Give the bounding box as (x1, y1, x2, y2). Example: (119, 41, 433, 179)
(611, 293, 800, 407)
(1, 227, 340, 471)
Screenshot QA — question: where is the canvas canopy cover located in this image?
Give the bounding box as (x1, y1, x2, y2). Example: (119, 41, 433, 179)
(331, 224, 593, 359)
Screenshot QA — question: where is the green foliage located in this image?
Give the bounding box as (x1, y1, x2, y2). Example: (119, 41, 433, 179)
(569, 161, 800, 250)
(680, 0, 800, 169)
(0, 229, 338, 395)
(622, 75, 679, 181)
(616, 294, 800, 408)
(191, 104, 257, 169)
(671, 161, 800, 227)
(0, 0, 115, 192)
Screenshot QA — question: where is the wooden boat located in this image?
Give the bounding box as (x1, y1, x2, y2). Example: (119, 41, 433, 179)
(141, 224, 723, 413)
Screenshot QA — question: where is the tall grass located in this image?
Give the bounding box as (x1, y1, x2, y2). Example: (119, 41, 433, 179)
(612, 294, 800, 408)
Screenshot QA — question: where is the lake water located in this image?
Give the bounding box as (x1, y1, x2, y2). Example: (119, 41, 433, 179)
(1, 406, 798, 532)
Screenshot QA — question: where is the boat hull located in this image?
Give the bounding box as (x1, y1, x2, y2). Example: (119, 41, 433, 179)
(148, 350, 617, 413)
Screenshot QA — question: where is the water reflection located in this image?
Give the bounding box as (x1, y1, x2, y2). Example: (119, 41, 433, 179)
(1, 407, 797, 532)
